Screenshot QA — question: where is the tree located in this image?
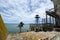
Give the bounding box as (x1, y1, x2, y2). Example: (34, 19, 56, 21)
(18, 22, 24, 33)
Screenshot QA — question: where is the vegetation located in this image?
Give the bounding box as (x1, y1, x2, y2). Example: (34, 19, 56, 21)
(18, 22, 24, 33)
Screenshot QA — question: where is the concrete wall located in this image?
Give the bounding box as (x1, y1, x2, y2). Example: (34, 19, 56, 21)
(53, 0, 60, 16)
(0, 15, 8, 40)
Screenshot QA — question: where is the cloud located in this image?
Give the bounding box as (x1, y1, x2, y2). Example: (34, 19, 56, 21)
(0, 0, 54, 23)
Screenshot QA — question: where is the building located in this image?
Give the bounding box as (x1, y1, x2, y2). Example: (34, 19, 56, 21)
(30, 14, 54, 32)
(30, 0, 60, 32)
(30, 14, 42, 32)
(30, 24, 43, 32)
(46, 0, 60, 31)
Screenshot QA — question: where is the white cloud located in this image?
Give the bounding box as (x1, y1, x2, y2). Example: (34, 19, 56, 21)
(0, 0, 53, 23)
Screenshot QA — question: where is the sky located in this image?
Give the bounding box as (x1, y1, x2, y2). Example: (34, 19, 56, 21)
(0, 0, 54, 23)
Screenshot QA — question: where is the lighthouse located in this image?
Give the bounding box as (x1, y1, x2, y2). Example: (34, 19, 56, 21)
(35, 14, 40, 24)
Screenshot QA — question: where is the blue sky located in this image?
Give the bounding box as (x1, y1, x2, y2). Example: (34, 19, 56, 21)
(0, 0, 54, 23)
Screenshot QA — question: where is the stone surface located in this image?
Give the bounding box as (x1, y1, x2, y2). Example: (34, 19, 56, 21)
(6, 31, 60, 40)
